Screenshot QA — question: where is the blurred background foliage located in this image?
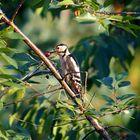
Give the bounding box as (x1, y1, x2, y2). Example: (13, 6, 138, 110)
(0, 0, 140, 140)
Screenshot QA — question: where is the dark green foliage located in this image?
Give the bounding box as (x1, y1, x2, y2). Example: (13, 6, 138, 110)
(98, 77, 113, 89)
(116, 94, 135, 101)
(118, 81, 131, 88)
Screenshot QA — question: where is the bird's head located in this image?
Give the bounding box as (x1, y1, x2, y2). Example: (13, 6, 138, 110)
(55, 44, 70, 56)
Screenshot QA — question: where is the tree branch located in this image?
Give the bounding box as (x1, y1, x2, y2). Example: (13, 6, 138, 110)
(86, 116, 112, 140)
(0, 10, 112, 140)
(11, 0, 25, 21)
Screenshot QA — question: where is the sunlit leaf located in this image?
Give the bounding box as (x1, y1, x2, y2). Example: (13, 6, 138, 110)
(0, 74, 18, 80)
(75, 12, 97, 23)
(84, 0, 99, 10)
(6, 86, 19, 95)
(0, 53, 18, 69)
(15, 88, 25, 100)
(9, 113, 18, 126)
(98, 19, 111, 33)
(0, 129, 9, 140)
(57, 0, 74, 6)
(107, 15, 123, 22)
(56, 101, 75, 111)
(0, 81, 21, 87)
(0, 47, 19, 53)
(0, 39, 7, 47)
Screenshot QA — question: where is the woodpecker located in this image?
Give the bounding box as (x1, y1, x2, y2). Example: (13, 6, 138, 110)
(55, 44, 82, 98)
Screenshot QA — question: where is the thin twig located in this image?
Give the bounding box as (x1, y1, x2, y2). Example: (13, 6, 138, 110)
(4, 86, 62, 107)
(99, 106, 140, 118)
(11, 0, 25, 21)
(86, 92, 96, 109)
(21, 69, 51, 81)
(95, 11, 140, 16)
(84, 71, 88, 97)
(9, 114, 86, 129)
(21, 61, 49, 81)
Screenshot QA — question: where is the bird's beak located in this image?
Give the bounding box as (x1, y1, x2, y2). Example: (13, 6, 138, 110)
(50, 50, 57, 54)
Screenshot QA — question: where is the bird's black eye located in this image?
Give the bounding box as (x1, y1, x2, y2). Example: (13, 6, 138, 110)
(56, 46, 59, 50)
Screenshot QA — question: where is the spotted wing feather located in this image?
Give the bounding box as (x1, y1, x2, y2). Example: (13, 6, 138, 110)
(60, 54, 82, 97)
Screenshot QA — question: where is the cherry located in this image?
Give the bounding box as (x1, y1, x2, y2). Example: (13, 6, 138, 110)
(45, 51, 51, 57)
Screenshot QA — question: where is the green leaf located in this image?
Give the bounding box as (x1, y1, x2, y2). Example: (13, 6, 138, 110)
(6, 129, 31, 140)
(15, 88, 25, 100)
(0, 53, 18, 68)
(115, 72, 128, 81)
(107, 15, 123, 22)
(2, 30, 23, 40)
(100, 105, 113, 112)
(118, 81, 131, 88)
(0, 101, 3, 110)
(126, 23, 140, 30)
(57, 0, 74, 6)
(9, 114, 17, 126)
(98, 19, 111, 33)
(85, 0, 99, 10)
(56, 101, 75, 111)
(75, 12, 97, 23)
(0, 129, 9, 140)
(0, 39, 7, 47)
(0, 47, 18, 53)
(0, 81, 21, 87)
(116, 23, 137, 37)
(0, 74, 18, 80)
(117, 94, 135, 101)
(104, 0, 113, 7)
(85, 108, 100, 116)
(101, 94, 115, 105)
(41, 0, 50, 17)
(28, 0, 42, 7)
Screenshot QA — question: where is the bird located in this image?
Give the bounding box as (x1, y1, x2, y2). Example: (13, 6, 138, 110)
(55, 43, 82, 99)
